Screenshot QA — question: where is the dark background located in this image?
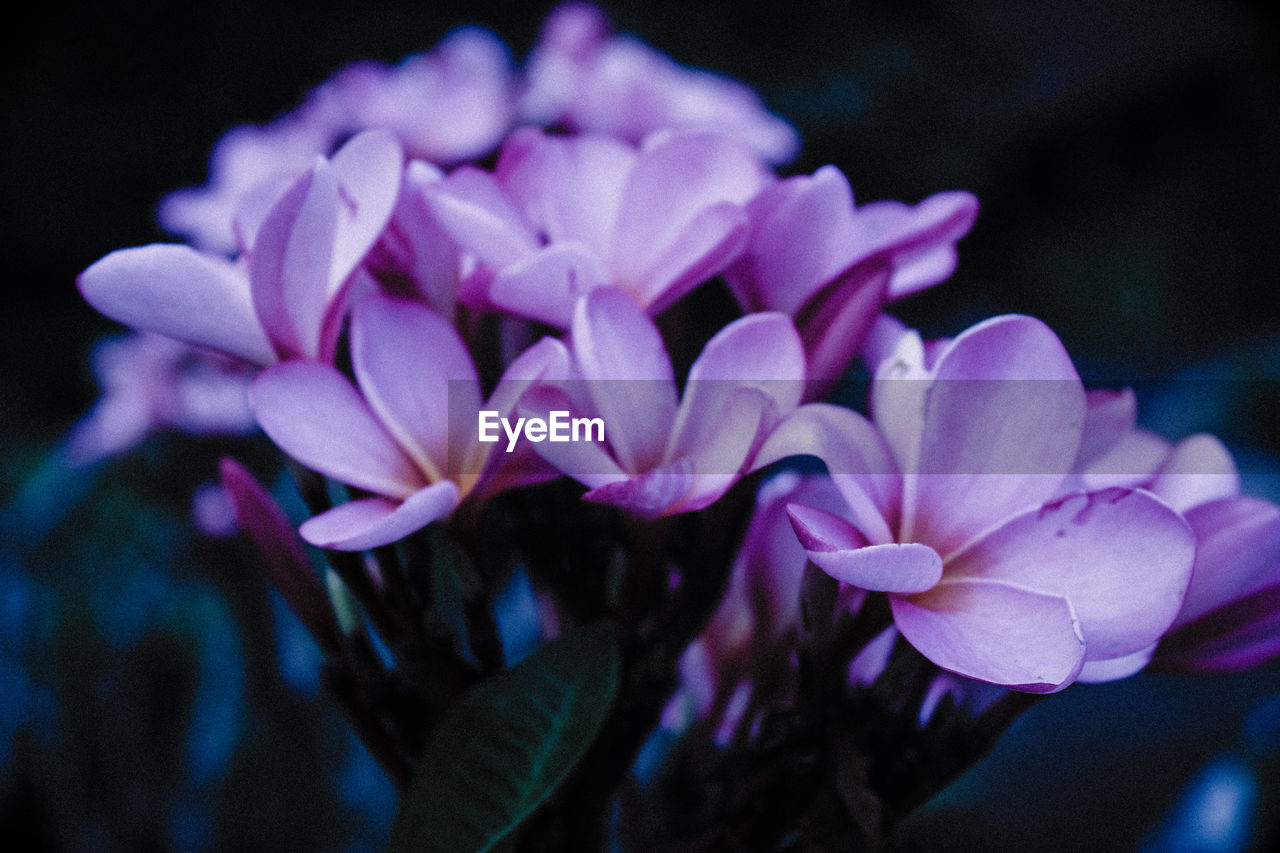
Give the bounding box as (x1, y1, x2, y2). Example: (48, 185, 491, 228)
(3, 1, 1280, 850)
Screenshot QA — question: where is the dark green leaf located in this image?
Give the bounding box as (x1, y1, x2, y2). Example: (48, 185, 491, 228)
(387, 621, 620, 853)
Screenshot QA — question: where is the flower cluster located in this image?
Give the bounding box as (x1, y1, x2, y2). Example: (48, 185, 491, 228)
(73, 2, 1280, 846)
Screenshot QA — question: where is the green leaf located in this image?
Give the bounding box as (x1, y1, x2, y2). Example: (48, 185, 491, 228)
(387, 621, 620, 853)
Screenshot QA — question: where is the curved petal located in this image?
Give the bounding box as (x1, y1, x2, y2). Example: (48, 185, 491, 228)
(350, 295, 480, 481)
(903, 315, 1086, 555)
(1148, 433, 1240, 512)
(327, 130, 404, 291)
(251, 362, 424, 499)
(632, 202, 748, 313)
(299, 481, 459, 550)
(945, 488, 1196, 660)
(78, 245, 275, 365)
(677, 387, 772, 512)
(891, 577, 1085, 692)
(1158, 584, 1280, 672)
(795, 260, 890, 394)
(753, 403, 899, 545)
(788, 504, 943, 593)
(518, 384, 626, 490)
(495, 128, 633, 257)
(1077, 388, 1138, 468)
(1177, 496, 1280, 625)
(488, 242, 610, 328)
(249, 161, 340, 360)
(611, 132, 768, 288)
(1076, 645, 1156, 683)
(671, 312, 804, 461)
(583, 457, 696, 518)
(422, 165, 537, 268)
(572, 288, 677, 473)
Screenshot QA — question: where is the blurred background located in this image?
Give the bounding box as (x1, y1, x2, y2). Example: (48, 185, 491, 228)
(3, 0, 1280, 849)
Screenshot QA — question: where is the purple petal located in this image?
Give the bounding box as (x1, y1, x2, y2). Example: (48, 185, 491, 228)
(874, 191, 979, 299)
(249, 161, 340, 360)
(350, 295, 480, 481)
(788, 503, 943, 593)
(795, 260, 891, 394)
(1076, 645, 1156, 683)
(327, 129, 405, 289)
(632, 202, 749, 314)
(1148, 434, 1240, 512)
(1157, 584, 1280, 672)
(903, 315, 1086, 556)
(1177, 496, 1280, 625)
(422, 165, 538, 268)
(251, 361, 424, 498)
(583, 457, 696, 518)
(517, 384, 626, 490)
(572, 288, 677, 473)
(945, 488, 1196, 660)
(495, 128, 633, 258)
(78, 245, 276, 365)
(1077, 427, 1170, 491)
(726, 166, 859, 314)
(611, 132, 768, 291)
(892, 577, 1085, 692)
(671, 312, 804, 461)
(488, 242, 610, 328)
(754, 403, 899, 545)
(1077, 388, 1138, 467)
(299, 481, 459, 550)
(676, 387, 772, 512)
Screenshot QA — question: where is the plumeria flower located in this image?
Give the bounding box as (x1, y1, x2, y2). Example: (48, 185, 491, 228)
(759, 315, 1196, 692)
(724, 165, 977, 392)
(159, 28, 514, 253)
(79, 130, 404, 366)
(249, 294, 568, 550)
(1070, 389, 1280, 674)
(64, 332, 257, 465)
(521, 2, 799, 164)
(521, 288, 804, 518)
(423, 126, 772, 328)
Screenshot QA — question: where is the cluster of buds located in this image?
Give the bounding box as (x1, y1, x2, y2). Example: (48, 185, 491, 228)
(75, 3, 1280, 847)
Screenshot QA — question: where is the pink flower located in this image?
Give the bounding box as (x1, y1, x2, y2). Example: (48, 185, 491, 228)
(521, 3, 799, 164)
(760, 315, 1196, 692)
(423, 127, 771, 328)
(521, 288, 805, 518)
(249, 294, 568, 550)
(724, 165, 977, 391)
(64, 332, 257, 465)
(79, 131, 404, 366)
(159, 28, 515, 253)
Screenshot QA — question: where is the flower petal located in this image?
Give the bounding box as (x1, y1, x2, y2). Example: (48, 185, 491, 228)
(572, 288, 677, 473)
(78, 245, 276, 365)
(351, 295, 480, 481)
(892, 577, 1085, 692)
(488, 242, 610, 328)
(1148, 433, 1240, 512)
(1076, 645, 1156, 683)
(903, 315, 1086, 555)
(517, 384, 626, 490)
(249, 161, 340, 360)
(251, 361, 424, 499)
(611, 132, 768, 290)
(945, 488, 1196, 660)
(670, 312, 804, 462)
(299, 481, 459, 550)
(327, 129, 405, 290)
(582, 457, 696, 518)
(1158, 584, 1280, 672)
(422, 165, 538, 268)
(754, 403, 899, 545)
(1177, 496, 1280, 625)
(788, 503, 943, 593)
